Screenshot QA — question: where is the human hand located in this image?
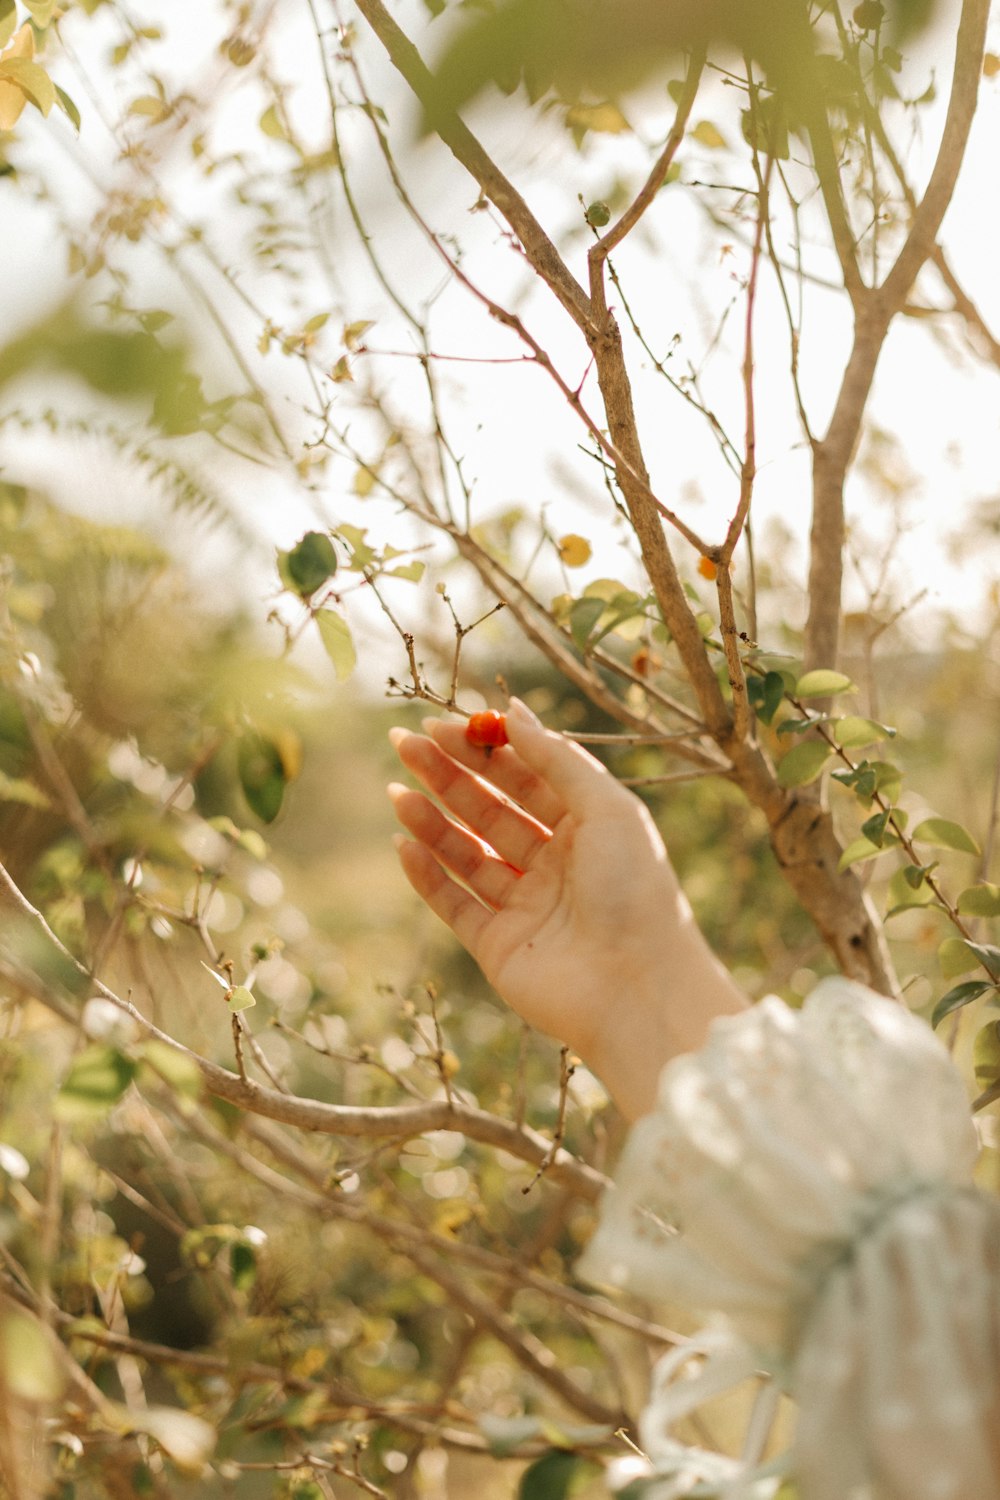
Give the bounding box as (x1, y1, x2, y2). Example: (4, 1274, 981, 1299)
(388, 699, 747, 1119)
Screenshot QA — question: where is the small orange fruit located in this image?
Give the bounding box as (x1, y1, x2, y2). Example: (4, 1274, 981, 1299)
(465, 711, 509, 749)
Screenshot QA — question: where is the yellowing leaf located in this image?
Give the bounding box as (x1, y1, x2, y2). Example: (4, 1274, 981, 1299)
(565, 101, 630, 135)
(0, 79, 27, 128)
(691, 120, 727, 149)
(353, 465, 377, 497)
(386, 560, 426, 582)
(343, 319, 374, 349)
(983, 52, 1000, 77)
(119, 1406, 215, 1473)
(259, 103, 288, 140)
(128, 94, 169, 122)
(24, 0, 59, 26)
(0, 57, 56, 117)
(795, 669, 855, 699)
(1, 20, 33, 60)
(0, 1311, 62, 1402)
(557, 533, 591, 568)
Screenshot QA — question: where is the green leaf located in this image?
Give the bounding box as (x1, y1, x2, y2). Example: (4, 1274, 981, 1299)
(777, 739, 832, 787)
(938, 938, 1000, 981)
(794, 669, 855, 699)
(932, 980, 998, 1030)
(569, 595, 606, 650)
(140, 1040, 202, 1097)
(238, 732, 287, 823)
(337, 523, 376, 571)
(777, 714, 828, 737)
(0, 768, 50, 808)
(566, 101, 630, 135)
(315, 609, 357, 682)
(838, 836, 884, 872)
(860, 808, 891, 847)
(280, 531, 337, 597)
(957, 883, 1000, 917)
(303, 312, 330, 333)
(885, 865, 936, 916)
(740, 93, 789, 158)
(911, 817, 981, 856)
(226, 986, 256, 1014)
(479, 1414, 544, 1457)
(55, 1045, 136, 1123)
(870, 760, 903, 805)
(963, 940, 1000, 979)
(230, 1240, 257, 1291)
(973, 1019, 1000, 1088)
(832, 715, 895, 749)
(0, 1310, 62, 1402)
(748, 670, 785, 725)
(385, 560, 426, 583)
(518, 1450, 599, 1500)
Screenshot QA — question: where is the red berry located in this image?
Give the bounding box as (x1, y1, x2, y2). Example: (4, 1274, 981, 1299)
(465, 711, 509, 748)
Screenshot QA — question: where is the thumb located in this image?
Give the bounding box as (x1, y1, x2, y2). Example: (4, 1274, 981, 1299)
(506, 698, 627, 819)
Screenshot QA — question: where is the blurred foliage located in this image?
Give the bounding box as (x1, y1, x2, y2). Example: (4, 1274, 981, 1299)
(421, 0, 938, 125)
(0, 0, 997, 1493)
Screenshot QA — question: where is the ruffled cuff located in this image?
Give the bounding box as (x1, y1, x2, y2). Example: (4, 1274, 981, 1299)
(580, 978, 1000, 1500)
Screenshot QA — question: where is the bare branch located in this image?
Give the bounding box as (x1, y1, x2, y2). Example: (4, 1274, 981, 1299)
(880, 0, 989, 308)
(350, 0, 594, 335)
(589, 46, 705, 266)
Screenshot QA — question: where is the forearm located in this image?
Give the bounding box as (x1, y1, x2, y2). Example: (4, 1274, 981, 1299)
(576, 897, 750, 1122)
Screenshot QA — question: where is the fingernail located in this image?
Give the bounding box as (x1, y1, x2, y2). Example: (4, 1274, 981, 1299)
(388, 727, 407, 749)
(391, 833, 409, 853)
(508, 697, 542, 730)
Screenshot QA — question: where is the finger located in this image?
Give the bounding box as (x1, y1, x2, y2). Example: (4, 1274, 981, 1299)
(387, 783, 524, 909)
(392, 834, 494, 959)
(390, 728, 552, 869)
(505, 698, 631, 820)
(419, 719, 566, 829)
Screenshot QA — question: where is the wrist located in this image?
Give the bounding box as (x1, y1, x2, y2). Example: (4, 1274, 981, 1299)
(578, 920, 749, 1123)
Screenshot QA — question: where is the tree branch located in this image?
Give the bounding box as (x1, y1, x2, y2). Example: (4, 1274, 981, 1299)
(0, 862, 604, 1200)
(880, 0, 989, 309)
(804, 0, 988, 674)
(350, 0, 594, 335)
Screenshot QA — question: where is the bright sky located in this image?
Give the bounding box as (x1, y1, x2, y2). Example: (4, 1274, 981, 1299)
(2, 0, 999, 667)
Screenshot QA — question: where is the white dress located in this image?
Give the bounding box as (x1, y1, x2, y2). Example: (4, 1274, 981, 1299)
(579, 978, 1000, 1500)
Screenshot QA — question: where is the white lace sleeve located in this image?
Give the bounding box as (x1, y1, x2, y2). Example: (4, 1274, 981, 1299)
(579, 977, 1000, 1500)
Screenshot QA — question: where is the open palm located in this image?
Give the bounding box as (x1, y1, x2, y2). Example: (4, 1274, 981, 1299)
(388, 701, 744, 1107)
